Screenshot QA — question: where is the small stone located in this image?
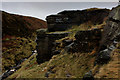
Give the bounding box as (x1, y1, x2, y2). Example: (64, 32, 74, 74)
(83, 71, 94, 80)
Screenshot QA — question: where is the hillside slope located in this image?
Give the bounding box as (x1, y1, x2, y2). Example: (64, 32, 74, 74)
(2, 11, 47, 38)
(8, 9, 108, 79)
(1, 11, 47, 72)
(4, 6, 120, 79)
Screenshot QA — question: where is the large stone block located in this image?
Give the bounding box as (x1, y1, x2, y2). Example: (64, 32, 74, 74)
(46, 9, 110, 32)
(73, 28, 101, 52)
(36, 32, 70, 64)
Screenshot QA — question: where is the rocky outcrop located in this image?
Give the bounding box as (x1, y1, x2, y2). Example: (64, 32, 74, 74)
(84, 5, 120, 79)
(100, 5, 120, 49)
(4, 6, 120, 79)
(95, 6, 120, 64)
(36, 29, 70, 64)
(46, 15, 71, 32)
(46, 8, 110, 32)
(72, 28, 101, 52)
(95, 45, 116, 65)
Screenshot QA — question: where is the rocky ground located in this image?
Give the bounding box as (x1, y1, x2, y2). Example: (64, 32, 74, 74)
(1, 6, 120, 80)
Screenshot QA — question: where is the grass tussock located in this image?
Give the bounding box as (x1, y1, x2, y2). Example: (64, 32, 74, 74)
(9, 51, 96, 78)
(2, 37, 36, 72)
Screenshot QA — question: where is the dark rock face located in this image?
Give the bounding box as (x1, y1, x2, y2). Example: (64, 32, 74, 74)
(95, 6, 120, 65)
(73, 28, 101, 52)
(100, 6, 120, 48)
(95, 49, 111, 64)
(75, 28, 101, 42)
(46, 15, 71, 32)
(36, 31, 70, 64)
(95, 45, 116, 65)
(46, 9, 110, 32)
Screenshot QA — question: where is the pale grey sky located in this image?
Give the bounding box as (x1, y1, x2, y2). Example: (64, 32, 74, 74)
(1, 0, 119, 2)
(1, 2, 118, 20)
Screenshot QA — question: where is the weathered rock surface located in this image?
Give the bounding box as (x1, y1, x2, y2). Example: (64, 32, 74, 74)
(94, 49, 119, 78)
(46, 9, 110, 32)
(95, 6, 120, 64)
(91, 5, 120, 79)
(95, 47, 112, 64)
(100, 5, 120, 48)
(36, 30, 70, 64)
(73, 28, 101, 52)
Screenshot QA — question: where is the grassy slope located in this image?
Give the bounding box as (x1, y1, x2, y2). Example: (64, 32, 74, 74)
(2, 37, 36, 72)
(93, 48, 120, 78)
(9, 52, 95, 78)
(9, 47, 120, 79)
(2, 11, 47, 38)
(9, 42, 120, 79)
(2, 11, 47, 72)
